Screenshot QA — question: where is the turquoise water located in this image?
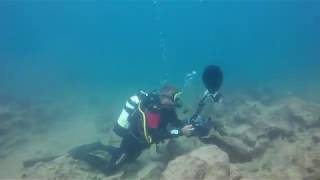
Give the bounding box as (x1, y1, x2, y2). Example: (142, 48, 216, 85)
(1, 1, 319, 102)
(0, 1, 320, 178)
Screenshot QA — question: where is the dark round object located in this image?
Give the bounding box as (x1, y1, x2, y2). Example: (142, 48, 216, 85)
(202, 65, 223, 93)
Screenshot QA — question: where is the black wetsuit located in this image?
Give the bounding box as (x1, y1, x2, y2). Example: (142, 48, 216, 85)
(69, 99, 183, 174)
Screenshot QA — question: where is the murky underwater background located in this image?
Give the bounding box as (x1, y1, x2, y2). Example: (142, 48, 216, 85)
(0, 0, 320, 178)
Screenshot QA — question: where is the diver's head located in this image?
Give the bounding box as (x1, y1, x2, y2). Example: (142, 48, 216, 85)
(159, 85, 182, 109)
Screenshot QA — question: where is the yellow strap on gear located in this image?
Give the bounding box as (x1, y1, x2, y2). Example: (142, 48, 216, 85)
(138, 103, 152, 144)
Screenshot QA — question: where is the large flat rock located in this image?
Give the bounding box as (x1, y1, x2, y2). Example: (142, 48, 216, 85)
(162, 145, 230, 180)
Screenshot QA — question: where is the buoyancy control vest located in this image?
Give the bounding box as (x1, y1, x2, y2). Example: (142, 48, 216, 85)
(116, 90, 161, 135)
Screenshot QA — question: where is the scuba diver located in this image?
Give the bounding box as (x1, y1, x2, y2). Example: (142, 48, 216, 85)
(69, 65, 223, 175)
(69, 85, 195, 174)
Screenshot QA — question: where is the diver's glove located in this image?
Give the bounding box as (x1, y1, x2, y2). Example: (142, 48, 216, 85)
(168, 125, 195, 137)
(180, 124, 195, 137)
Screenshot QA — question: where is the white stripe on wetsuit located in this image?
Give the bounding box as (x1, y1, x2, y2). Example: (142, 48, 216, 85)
(117, 95, 141, 129)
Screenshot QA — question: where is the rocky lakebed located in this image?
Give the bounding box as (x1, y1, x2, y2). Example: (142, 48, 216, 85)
(1, 89, 320, 180)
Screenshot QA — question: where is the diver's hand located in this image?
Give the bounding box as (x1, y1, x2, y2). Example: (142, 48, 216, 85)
(181, 125, 195, 137)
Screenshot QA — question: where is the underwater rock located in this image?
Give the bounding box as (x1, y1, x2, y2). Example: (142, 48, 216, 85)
(230, 165, 243, 180)
(23, 155, 60, 168)
(136, 162, 164, 180)
(200, 132, 254, 163)
(8, 94, 320, 180)
(198, 94, 320, 166)
(303, 151, 320, 180)
(279, 97, 320, 129)
(20, 155, 124, 180)
(161, 136, 204, 162)
(234, 129, 320, 180)
(21, 148, 165, 180)
(312, 132, 320, 144)
(257, 126, 295, 141)
(229, 100, 265, 126)
(244, 88, 278, 105)
(0, 135, 28, 159)
(161, 145, 230, 180)
(0, 100, 66, 159)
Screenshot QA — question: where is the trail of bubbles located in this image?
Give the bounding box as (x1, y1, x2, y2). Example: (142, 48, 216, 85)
(184, 70, 197, 88)
(153, 0, 169, 85)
